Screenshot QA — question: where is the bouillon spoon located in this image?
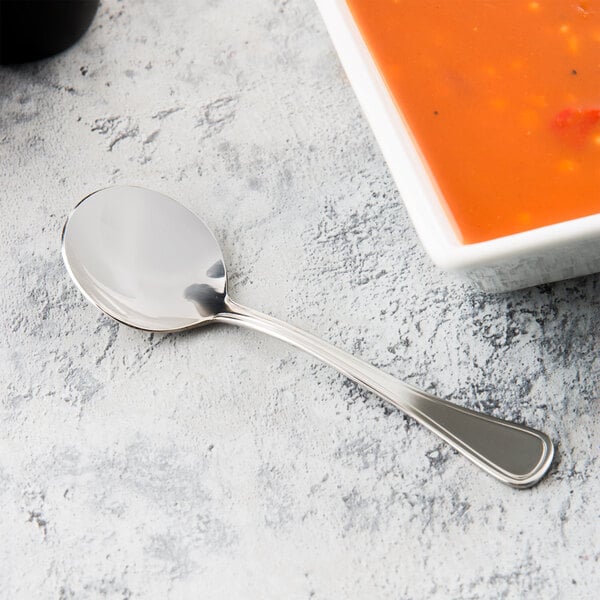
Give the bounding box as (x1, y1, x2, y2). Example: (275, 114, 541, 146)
(62, 186, 554, 488)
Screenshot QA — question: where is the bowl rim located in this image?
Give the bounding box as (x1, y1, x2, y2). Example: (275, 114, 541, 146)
(315, 0, 600, 273)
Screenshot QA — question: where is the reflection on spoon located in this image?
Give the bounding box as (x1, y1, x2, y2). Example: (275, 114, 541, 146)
(62, 186, 554, 488)
(184, 283, 226, 317)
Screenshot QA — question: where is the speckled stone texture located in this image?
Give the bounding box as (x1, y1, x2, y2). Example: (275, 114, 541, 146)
(0, 1, 599, 598)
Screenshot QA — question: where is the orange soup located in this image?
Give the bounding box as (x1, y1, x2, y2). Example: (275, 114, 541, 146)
(346, 0, 600, 243)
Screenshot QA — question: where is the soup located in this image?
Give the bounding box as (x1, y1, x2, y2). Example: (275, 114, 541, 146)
(346, 0, 600, 243)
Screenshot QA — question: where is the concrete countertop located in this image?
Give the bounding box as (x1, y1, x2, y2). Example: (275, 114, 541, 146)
(1, 0, 598, 598)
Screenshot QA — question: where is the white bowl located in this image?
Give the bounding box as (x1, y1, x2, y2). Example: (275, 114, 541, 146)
(315, 0, 600, 292)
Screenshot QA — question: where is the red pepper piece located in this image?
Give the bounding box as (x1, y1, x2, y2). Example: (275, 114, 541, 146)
(553, 107, 600, 144)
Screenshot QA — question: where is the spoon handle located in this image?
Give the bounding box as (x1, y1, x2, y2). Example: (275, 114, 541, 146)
(217, 299, 553, 488)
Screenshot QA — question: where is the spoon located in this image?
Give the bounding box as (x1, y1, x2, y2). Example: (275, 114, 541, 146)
(61, 186, 554, 488)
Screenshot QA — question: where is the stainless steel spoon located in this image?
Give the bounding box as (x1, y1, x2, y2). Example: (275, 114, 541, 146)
(62, 186, 554, 488)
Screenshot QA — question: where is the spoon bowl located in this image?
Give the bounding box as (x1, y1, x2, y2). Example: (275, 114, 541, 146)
(62, 186, 226, 331)
(62, 185, 554, 488)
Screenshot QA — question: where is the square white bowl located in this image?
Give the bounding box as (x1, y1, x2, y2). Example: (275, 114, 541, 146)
(315, 0, 600, 292)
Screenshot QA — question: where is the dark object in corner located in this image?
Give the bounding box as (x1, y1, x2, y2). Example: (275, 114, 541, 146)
(0, 0, 99, 64)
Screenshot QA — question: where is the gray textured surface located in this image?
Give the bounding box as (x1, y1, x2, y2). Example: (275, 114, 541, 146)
(1, 1, 599, 598)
